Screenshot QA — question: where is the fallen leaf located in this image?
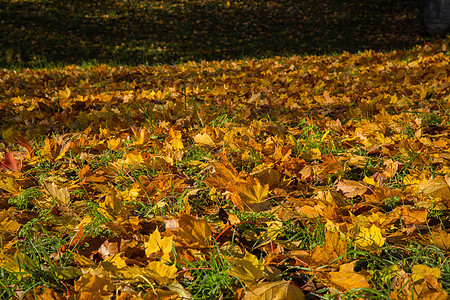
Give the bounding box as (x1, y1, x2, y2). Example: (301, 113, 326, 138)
(74, 274, 114, 299)
(239, 178, 269, 204)
(193, 132, 216, 146)
(43, 181, 70, 206)
(356, 224, 385, 251)
(310, 230, 346, 267)
(429, 230, 450, 251)
(168, 213, 212, 248)
(243, 280, 305, 300)
(336, 179, 368, 198)
(328, 261, 371, 292)
(145, 228, 174, 262)
(228, 251, 265, 286)
(411, 264, 441, 283)
(0, 152, 21, 171)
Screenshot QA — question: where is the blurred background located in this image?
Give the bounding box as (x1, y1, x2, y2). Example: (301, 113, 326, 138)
(0, 0, 446, 68)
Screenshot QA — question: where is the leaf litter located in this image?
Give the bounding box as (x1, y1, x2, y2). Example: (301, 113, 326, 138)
(0, 40, 449, 299)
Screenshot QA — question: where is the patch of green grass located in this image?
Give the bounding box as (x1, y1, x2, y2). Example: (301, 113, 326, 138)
(81, 198, 112, 238)
(177, 142, 212, 178)
(8, 187, 43, 210)
(0, 210, 78, 298)
(181, 242, 243, 299)
(423, 113, 444, 126)
(279, 218, 326, 250)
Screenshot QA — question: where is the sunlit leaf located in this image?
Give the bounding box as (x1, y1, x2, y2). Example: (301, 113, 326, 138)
(355, 224, 385, 251)
(145, 228, 174, 262)
(328, 261, 371, 292)
(228, 251, 265, 286)
(243, 280, 305, 300)
(43, 180, 70, 206)
(412, 265, 441, 283)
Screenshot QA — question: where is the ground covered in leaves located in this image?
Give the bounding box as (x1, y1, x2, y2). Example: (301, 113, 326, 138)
(0, 39, 450, 298)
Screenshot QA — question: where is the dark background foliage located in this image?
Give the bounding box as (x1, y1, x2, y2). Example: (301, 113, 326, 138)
(1, 0, 428, 67)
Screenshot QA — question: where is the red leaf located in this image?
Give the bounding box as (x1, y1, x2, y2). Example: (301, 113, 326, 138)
(16, 133, 35, 157)
(0, 152, 21, 171)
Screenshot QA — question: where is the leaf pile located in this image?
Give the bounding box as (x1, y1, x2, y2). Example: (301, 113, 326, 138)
(0, 41, 449, 298)
(0, 0, 425, 67)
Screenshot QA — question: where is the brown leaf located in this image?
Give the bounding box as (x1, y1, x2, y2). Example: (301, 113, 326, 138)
(429, 230, 450, 251)
(98, 237, 122, 258)
(35, 287, 66, 300)
(15, 133, 35, 157)
(400, 207, 427, 225)
(167, 213, 212, 248)
(243, 280, 305, 300)
(43, 181, 70, 206)
(336, 179, 368, 198)
(203, 160, 245, 192)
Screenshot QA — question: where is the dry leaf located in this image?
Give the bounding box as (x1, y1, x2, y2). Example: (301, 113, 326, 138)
(193, 132, 216, 146)
(336, 179, 368, 198)
(243, 280, 305, 300)
(145, 228, 174, 262)
(227, 251, 265, 286)
(43, 181, 70, 206)
(356, 224, 385, 251)
(328, 261, 371, 292)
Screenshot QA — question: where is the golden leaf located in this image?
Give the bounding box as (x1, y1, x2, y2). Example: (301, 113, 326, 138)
(310, 230, 346, 267)
(0, 251, 33, 280)
(412, 265, 441, 283)
(328, 261, 371, 292)
(193, 132, 216, 146)
(145, 228, 174, 262)
(239, 178, 269, 204)
(0, 173, 21, 194)
(356, 224, 385, 251)
(228, 251, 265, 286)
(243, 281, 305, 300)
(336, 179, 368, 198)
(429, 230, 450, 251)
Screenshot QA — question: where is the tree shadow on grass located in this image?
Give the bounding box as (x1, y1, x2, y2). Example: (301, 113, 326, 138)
(0, 0, 428, 68)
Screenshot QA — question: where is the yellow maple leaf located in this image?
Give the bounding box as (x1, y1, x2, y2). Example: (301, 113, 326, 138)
(118, 263, 177, 284)
(411, 264, 441, 282)
(240, 179, 269, 204)
(168, 128, 184, 151)
(356, 224, 385, 251)
(193, 132, 216, 146)
(228, 251, 265, 286)
(107, 137, 121, 151)
(328, 261, 371, 292)
(144, 228, 174, 262)
(243, 281, 305, 300)
(0, 251, 33, 280)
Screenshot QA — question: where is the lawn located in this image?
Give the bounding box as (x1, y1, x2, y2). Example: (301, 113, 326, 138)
(1, 0, 425, 67)
(0, 0, 449, 299)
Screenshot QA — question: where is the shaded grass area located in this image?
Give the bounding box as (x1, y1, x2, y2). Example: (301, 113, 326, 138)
(1, 0, 426, 68)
